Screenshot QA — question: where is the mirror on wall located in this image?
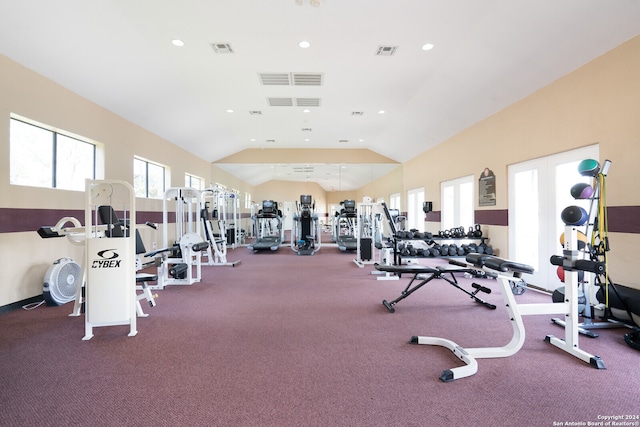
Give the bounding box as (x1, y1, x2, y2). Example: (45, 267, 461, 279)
(214, 163, 400, 192)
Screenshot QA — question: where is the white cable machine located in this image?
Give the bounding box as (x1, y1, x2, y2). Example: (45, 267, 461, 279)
(354, 198, 378, 268)
(83, 180, 137, 340)
(153, 187, 209, 289)
(200, 186, 241, 266)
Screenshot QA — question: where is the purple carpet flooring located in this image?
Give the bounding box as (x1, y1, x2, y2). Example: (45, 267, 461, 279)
(1, 245, 639, 426)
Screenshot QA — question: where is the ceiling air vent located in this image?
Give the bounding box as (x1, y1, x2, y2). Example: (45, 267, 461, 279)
(266, 139, 276, 143)
(259, 73, 291, 85)
(351, 111, 364, 116)
(295, 98, 321, 107)
(292, 73, 323, 86)
(338, 139, 349, 143)
(293, 166, 314, 173)
(249, 110, 262, 115)
(267, 98, 294, 106)
(301, 128, 312, 132)
(211, 43, 234, 54)
(375, 46, 397, 56)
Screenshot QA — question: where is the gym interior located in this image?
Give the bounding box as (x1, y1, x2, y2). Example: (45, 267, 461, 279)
(1, 2, 640, 426)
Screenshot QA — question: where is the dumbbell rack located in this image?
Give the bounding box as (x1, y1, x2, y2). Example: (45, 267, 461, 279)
(391, 234, 490, 265)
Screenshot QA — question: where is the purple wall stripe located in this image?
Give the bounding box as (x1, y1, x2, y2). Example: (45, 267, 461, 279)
(2, 206, 639, 234)
(607, 206, 640, 233)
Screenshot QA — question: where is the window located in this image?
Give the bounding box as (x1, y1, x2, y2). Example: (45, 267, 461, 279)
(244, 192, 252, 209)
(389, 193, 400, 211)
(134, 157, 166, 199)
(10, 117, 97, 191)
(185, 174, 203, 190)
(440, 175, 474, 230)
(406, 188, 424, 231)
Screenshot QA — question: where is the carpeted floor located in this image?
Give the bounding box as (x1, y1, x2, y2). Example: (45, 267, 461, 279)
(1, 244, 638, 426)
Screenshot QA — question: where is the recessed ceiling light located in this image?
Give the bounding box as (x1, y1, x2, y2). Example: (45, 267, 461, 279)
(359, 139, 364, 142)
(226, 109, 234, 113)
(378, 110, 386, 114)
(299, 41, 311, 49)
(171, 39, 185, 47)
(422, 43, 435, 51)
(304, 138, 310, 142)
(303, 109, 310, 113)
(250, 138, 256, 142)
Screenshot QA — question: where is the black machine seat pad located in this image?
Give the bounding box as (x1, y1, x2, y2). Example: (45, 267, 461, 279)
(375, 263, 438, 274)
(136, 273, 158, 283)
(374, 263, 475, 275)
(465, 254, 534, 274)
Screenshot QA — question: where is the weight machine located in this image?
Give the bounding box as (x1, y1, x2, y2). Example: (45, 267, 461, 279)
(37, 194, 159, 327)
(149, 187, 209, 289)
(353, 198, 383, 267)
(200, 186, 241, 266)
(291, 194, 321, 255)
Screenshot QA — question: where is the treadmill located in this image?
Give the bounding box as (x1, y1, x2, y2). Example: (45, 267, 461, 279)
(248, 200, 283, 252)
(334, 200, 358, 252)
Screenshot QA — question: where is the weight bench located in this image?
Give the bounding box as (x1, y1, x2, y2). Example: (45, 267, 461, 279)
(410, 252, 605, 382)
(375, 263, 496, 312)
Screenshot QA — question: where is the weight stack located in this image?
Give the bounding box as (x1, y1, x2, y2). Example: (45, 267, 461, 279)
(360, 238, 372, 261)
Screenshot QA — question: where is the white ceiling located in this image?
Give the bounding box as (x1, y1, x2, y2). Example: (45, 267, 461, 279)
(1, 1, 639, 190)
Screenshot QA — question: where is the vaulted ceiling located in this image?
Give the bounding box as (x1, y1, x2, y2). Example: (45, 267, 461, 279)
(1, 1, 639, 190)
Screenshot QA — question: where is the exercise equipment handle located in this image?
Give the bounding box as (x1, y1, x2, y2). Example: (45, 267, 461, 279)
(549, 255, 563, 266)
(191, 242, 210, 252)
(549, 255, 605, 274)
(575, 259, 605, 274)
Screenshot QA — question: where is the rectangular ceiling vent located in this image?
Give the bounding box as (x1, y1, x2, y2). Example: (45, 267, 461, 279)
(375, 46, 397, 56)
(293, 166, 314, 173)
(259, 73, 291, 85)
(338, 139, 349, 143)
(267, 98, 294, 107)
(292, 73, 323, 86)
(259, 72, 323, 86)
(301, 128, 312, 132)
(266, 139, 276, 143)
(249, 110, 262, 115)
(295, 98, 321, 107)
(211, 43, 234, 54)
(351, 111, 364, 116)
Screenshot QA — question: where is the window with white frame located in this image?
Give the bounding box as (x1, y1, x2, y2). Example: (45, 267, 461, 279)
(406, 188, 425, 231)
(440, 175, 474, 230)
(134, 157, 166, 199)
(185, 173, 203, 190)
(389, 192, 400, 211)
(9, 117, 98, 191)
(244, 192, 252, 209)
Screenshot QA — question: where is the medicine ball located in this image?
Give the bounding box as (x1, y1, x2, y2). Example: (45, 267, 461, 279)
(570, 182, 594, 199)
(552, 286, 586, 314)
(577, 159, 600, 177)
(559, 231, 588, 250)
(560, 205, 588, 226)
(556, 266, 585, 283)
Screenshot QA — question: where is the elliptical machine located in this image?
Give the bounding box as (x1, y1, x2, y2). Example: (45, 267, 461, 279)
(291, 195, 321, 255)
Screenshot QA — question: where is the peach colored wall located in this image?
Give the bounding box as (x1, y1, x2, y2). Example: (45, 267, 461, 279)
(0, 55, 212, 306)
(403, 35, 640, 287)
